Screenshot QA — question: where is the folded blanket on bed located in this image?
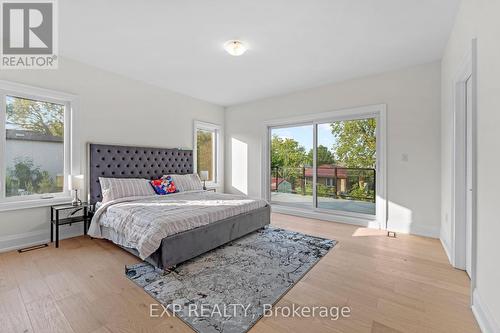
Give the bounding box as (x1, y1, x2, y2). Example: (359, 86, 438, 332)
(87, 190, 268, 259)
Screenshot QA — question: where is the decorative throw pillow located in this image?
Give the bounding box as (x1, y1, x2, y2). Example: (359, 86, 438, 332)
(150, 176, 178, 195)
(167, 174, 203, 192)
(99, 177, 156, 203)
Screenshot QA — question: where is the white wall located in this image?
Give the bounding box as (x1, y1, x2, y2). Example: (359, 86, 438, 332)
(441, 0, 500, 331)
(225, 62, 442, 238)
(0, 57, 224, 251)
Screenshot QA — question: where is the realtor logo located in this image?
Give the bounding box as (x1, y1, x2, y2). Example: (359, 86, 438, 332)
(1, 0, 58, 69)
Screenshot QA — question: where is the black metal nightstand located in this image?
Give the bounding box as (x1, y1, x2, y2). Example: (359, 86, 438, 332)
(50, 203, 92, 248)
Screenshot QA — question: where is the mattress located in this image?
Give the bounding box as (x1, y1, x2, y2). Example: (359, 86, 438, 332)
(88, 190, 268, 259)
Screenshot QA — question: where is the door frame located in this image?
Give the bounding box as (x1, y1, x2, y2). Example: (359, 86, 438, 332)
(451, 39, 477, 290)
(261, 104, 387, 229)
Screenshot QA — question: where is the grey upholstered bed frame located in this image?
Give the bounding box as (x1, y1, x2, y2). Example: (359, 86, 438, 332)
(88, 143, 270, 269)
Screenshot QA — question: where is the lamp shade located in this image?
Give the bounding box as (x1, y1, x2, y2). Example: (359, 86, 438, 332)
(68, 174, 84, 190)
(199, 170, 209, 181)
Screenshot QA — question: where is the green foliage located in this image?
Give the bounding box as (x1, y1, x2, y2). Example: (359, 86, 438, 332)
(295, 183, 312, 196)
(11, 158, 41, 190)
(5, 174, 18, 196)
(316, 183, 333, 197)
(296, 183, 334, 197)
(6, 96, 64, 137)
(306, 145, 335, 166)
(271, 120, 377, 202)
(38, 171, 56, 193)
(348, 183, 374, 201)
(271, 135, 308, 182)
(271, 135, 307, 169)
(196, 130, 214, 180)
(344, 169, 376, 201)
(5, 158, 56, 196)
(330, 118, 376, 168)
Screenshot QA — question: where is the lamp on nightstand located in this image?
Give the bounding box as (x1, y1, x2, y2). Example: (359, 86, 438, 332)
(199, 171, 209, 190)
(68, 174, 84, 206)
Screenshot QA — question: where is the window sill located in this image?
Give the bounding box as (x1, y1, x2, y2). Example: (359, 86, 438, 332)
(0, 196, 73, 212)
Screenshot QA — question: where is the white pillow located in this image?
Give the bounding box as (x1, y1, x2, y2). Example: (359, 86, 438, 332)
(99, 177, 155, 203)
(168, 174, 203, 192)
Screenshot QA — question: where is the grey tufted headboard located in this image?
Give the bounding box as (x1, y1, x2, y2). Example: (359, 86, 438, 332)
(88, 143, 193, 205)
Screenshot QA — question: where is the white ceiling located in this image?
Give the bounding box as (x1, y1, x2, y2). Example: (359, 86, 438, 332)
(60, 0, 460, 106)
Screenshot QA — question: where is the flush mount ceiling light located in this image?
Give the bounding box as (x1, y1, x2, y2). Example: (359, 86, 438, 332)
(223, 40, 248, 56)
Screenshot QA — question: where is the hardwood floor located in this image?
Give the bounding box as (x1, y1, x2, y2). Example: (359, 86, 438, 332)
(0, 213, 479, 333)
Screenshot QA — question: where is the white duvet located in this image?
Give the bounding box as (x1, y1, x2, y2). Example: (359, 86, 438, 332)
(88, 190, 268, 259)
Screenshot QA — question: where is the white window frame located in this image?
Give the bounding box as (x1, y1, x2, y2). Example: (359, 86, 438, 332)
(193, 120, 222, 186)
(262, 104, 387, 229)
(0, 80, 79, 211)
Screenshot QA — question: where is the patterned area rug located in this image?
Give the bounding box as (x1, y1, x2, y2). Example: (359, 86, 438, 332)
(125, 226, 336, 333)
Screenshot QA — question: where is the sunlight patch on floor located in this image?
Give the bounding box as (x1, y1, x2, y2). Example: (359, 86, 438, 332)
(351, 227, 387, 237)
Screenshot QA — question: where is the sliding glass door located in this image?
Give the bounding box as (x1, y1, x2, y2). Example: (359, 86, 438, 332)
(269, 113, 379, 219)
(270, 124, 313, 209)
(316, 118, 376, 216)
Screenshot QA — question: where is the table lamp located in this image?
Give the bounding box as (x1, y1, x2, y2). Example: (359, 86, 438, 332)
(68, 174, 84, 206)
(199, 171, 209, 190)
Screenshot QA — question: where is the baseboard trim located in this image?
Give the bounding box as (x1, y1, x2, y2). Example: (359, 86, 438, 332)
(440, 237, 453, 265)
(386, 222, 440, 239)
(0, 224, 84, 253)
(472, 288, 500, 333)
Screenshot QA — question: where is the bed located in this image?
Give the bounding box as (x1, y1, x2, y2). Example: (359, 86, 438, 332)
(87, 143, 270, 269)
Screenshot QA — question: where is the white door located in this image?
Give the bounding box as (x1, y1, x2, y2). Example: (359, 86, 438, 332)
(465, 75, 473, 278)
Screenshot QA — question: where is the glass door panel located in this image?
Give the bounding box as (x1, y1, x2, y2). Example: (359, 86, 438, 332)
(270, 125, 313, 209)
(316, 119, 376, 216)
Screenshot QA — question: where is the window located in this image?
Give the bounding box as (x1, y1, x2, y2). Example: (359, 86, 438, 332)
(0, 81, 75, 208)
(269, 118, 377, 216)
(265, 104, 387, 227)
(194, 121, 221, 184)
